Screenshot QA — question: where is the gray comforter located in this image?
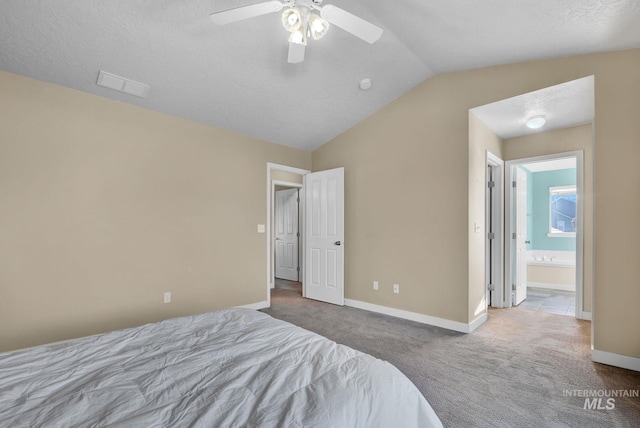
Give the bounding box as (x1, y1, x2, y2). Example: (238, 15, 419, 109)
(0, 308, 442, 427)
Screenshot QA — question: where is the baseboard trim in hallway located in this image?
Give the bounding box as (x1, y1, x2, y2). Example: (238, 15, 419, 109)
(592, 349, 640, 372)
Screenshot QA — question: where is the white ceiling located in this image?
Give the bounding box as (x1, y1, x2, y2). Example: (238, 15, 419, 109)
(470, 76, 595, 140)
(1, 1, 639, 151)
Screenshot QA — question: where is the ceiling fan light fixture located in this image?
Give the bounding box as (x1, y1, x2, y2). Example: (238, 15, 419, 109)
(289, 26, 307, 46)
(526, 115, 546, 129)
(308, 13, 329, 40)
(282, 7, 302, 32)
(210, 1, 384, 64)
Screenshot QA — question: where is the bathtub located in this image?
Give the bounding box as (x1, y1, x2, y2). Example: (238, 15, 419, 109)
(526, 250, 576, 291)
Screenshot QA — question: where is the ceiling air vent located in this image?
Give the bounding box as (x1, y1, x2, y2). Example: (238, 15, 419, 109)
(96, 70, 149, 98)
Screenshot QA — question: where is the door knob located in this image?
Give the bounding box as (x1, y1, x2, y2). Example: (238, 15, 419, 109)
(335, 241, 341, 246)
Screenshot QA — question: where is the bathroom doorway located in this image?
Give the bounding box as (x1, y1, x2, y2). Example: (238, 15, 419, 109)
(505, 152, 582, 317)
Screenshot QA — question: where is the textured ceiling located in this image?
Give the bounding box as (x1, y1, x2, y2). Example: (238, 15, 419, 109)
(470, 76, 594, 140)
(1, 1, 639, 151)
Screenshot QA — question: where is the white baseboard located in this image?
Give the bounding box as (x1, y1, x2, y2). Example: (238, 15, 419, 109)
(344, 299, 486, 333)
(468, 313, 488, 332)
(579, 311, 592, 321)
(527, 282, 575, 292)
(592, 349, 640, 372)
(235, 300, 269, 310)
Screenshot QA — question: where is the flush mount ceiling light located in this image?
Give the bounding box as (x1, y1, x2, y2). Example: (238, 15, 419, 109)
(210, 0, 383, 64)
(526, 115, 546, 129)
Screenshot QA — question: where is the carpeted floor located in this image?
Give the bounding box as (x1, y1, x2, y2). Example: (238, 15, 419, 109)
(261, 284, 640, 428)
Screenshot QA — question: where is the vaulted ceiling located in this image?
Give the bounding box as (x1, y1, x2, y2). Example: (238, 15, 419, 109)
(1, 1, 639, 151)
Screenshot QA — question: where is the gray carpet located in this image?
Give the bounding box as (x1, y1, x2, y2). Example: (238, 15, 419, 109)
(261, 285, 640, 428)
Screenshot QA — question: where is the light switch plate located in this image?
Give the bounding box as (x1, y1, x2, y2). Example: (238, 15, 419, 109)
(257, 224, 265, 233)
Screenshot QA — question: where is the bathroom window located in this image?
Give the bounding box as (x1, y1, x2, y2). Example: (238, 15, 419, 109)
(548, 185, 576, 237)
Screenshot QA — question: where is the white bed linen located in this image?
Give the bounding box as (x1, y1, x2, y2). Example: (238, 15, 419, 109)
(0, 308, 442, 427)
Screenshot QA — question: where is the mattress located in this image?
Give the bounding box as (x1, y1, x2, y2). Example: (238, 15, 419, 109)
(0, 308, 442, 427)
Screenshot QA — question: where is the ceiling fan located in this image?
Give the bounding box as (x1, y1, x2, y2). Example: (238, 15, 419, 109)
(210, 0, 383, 64)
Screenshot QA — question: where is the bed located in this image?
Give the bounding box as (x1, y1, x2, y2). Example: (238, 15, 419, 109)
(0, 308, 442, 427)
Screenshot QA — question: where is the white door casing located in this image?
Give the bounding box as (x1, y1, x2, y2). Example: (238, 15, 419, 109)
(514, 167, 528, 306)
(486, 151, 505, 308)
(486, 164, 493, 307)
(304, 167, 344, 306)
(275, 188, 299, 281)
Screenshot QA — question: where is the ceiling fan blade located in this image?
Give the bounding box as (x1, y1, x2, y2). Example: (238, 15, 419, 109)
(288, 42, 305, 64)
(320, 4, 383, 44)
(210, 1, 284, 25)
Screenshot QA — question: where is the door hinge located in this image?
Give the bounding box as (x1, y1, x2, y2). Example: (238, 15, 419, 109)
(487, 232, 495, 240)
(488, 181, 495, 188)
(512, 232, 517, 239)
(512, 283, 516, 291)
(297, 197, 300, 203)
(512, 181, 517, 188)
(488, 283, 495, 291)
(297, 232, 300, 237)
(297, 266, 300, 272)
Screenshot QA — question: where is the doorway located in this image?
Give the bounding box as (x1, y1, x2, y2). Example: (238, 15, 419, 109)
(472, 76, 594, 324)
(505, 152, 584, 317)
(267, 163, 307, 303)
(266, 163, 345, 307)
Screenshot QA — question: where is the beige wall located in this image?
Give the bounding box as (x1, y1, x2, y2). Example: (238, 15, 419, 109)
(0, 71, 311, 352)
(313, 49, 640, 358)
(313, 74, 472, 323)
(468, 112, 503, 322)
(272, 170, 304, 184)
(503, 124, 593, 312)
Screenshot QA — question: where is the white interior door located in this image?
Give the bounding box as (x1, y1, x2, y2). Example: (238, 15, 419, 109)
(275, 188, 299, 281)
(304, 167, 344, 305)
(513, 167, 528, 306)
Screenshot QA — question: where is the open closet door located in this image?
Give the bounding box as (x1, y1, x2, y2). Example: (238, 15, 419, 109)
(304, 167, 344, 305)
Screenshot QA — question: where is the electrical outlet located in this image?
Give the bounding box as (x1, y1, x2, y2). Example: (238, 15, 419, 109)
(393, 283, 399, 294)
(373, 281, 379, 290)
(164, 292, 171, 303)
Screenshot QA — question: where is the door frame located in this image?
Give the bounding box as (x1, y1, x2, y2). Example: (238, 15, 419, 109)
(486, 151, 505, 308)
(266, 163, 310, 305)
(504, 151, 584, 318)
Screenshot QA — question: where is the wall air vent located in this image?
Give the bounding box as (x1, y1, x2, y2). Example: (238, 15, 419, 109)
(96, 70, 149, 98)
